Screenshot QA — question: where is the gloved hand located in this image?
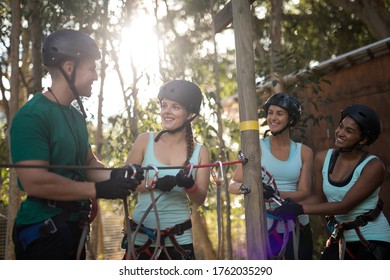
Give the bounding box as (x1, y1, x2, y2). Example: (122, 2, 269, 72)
(110, 164, 144, 182)
(271, 198, 304, 220)
(263, 183, 279, 200)
(95, 177, 141, 199)
(154, 175, 176, 192)
(175, 169, 195, 189)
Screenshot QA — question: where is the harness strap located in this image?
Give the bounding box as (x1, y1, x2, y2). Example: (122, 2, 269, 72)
(27, 196, 91, 214)
(340, 200, 383, 230)
(14, 212, 70, 252)
(325, 200, 383, 259)
(128, 219, 192, 259)
(168, 235, 193, 260)
(276, 220, 291, 259)
(130, 219, 192, 239)
(267, 218, 297, 260)
(292, 219, 300, 260)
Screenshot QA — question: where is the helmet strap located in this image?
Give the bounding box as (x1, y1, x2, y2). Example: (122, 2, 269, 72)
(58, 63, 88, 119)
(338, 136, 365, 153)
(268, 118, 293, 136)
(154, 114, 197, 142)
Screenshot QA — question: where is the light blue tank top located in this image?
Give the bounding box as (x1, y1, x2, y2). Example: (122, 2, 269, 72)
(260, 137, 309, 232)
(132, 132, 201, 246)
(322, 149, 390, 242)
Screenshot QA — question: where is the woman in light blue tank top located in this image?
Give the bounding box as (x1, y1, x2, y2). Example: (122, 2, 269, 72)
(123, 80, 210, 260)
(229, 93, 314, 259)
(272, 104, 390, 259)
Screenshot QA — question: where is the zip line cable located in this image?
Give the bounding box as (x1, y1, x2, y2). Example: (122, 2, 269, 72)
(0, 159, 245, 172)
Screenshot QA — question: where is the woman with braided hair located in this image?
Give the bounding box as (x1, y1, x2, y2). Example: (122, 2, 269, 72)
(229, 92, 314, 260)
(123, 80, 210, 259)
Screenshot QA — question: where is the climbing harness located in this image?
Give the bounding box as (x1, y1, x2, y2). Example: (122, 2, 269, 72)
(325, 199, 384, 260)
(260, 167, 298, 259)
(124, 164, 195, 260)
(22, 193, 96, 260)
(125, 218, 193, 260)
(240, 162, 299, 260)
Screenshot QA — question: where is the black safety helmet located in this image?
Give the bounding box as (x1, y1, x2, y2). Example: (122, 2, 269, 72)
(263, 92, 302, 127)
(340, 104, 382, 145)
(42, 29, 101, 67)
(158, 80, 202, 115)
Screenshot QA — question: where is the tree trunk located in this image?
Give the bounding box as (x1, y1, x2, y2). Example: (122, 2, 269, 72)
(91, 0, 109, 258)
(27, 0, 42, 96)
(232, 0, 269, 260)
(5, 0, 22, 260)
(270, 0, 284, 93)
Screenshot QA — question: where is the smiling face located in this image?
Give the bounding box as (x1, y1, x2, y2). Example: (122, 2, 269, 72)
(73, 58, 99, 98)
(160, 98, 191, 130)
(335, 116, 365, 148)
(266, 105, 290, 134)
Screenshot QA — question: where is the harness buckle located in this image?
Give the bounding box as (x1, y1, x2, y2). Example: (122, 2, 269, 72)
(40, 218, 58, 235)
(355, 215, 368, 227)
(330, 226, 341, 240)
(47, 200, 57, 208)
(182, 250, 192, 260)
(175, 224, 184, 236)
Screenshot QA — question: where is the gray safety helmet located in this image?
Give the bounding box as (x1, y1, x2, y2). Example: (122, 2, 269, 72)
(158, 80, 202, 115)
(340, 104, 382, 145)
(42, 29, 101, 67)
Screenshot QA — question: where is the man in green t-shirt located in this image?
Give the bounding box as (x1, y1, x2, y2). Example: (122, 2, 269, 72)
(10, 29, 143, 260)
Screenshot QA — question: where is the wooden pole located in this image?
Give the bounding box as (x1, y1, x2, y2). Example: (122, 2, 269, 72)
(232, 0, 268, 259)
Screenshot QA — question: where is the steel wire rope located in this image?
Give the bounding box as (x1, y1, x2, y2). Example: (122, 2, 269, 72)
(210, 161, 224, 259)
(0, 160, 244, 172)
(123, 164, 137, 260)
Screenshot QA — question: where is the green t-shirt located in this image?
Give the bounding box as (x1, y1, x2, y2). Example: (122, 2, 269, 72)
(10, 93, 90, 226)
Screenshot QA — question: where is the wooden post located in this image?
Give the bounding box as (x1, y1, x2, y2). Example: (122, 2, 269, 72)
(232, 0, 268, 259)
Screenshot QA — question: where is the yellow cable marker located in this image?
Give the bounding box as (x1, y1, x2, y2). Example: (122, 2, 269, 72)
(240, 120, 259, 131)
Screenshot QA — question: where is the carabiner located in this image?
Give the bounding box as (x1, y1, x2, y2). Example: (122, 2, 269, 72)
(145, 164, 159, 189)
(127, 164, 137, 179)
(186, 164, 194, 178)
(211, 161, 224, 185)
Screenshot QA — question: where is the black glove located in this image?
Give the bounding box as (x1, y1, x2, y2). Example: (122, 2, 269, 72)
(95, 177, 141, 199)
(110, 164, 144, 182)
(271, 198, 304, 220)
(263, 183, 280, 200)
(154, 175, 176, 192)
(175, 169, 195, 189)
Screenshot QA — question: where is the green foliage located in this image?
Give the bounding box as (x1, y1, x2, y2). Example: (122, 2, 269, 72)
(0, 120, 9, 205)
(252, 0, 376, 72)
